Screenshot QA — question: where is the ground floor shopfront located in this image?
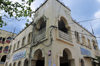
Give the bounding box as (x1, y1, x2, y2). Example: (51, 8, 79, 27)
(5, 44, 98, 66)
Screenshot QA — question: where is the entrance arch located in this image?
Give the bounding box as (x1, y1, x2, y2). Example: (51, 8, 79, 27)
(1, 55, 6, 62)
(33, 49, 44, 66)
(18, 61, 21, 66)
(24, 59, 28, 66)
(60, 48, 72, 66)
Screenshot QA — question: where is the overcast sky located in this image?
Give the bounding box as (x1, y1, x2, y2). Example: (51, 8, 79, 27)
(0, 0, 100, 48)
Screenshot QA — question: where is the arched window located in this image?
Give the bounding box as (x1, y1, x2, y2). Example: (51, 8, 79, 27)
(22, 37, 26, 46)
(9, 45, 12, 53)
(81, 59, 85, 66)
(2, 38, 5, 44)
(88, 39, 91, 48)
(4, 46, 9, 53)
(36, 17, 46, 32)
(0, 46, 3, 53)
(24, 59, 28, 66)
(17, 41, 20, 49)
(6, 37, 12, 43)
(58, 19, 69, 33)
(18, 61, 21, 66)
(0, 37, 2, 43)
(1, 55, 6, 62)
(92, 40, 97, 50)
(13, 44, 16, 52)
(75, 31, 80, 43)
(9, 63, 12, 66)
(82, 36, 86, 45)
(13, 62, 16, 66)
(28, 32, 32, 44)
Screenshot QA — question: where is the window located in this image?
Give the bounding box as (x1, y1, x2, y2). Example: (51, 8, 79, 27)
(17, 41, 20, 49)
(28, 32, 32, 44)
(3, 46, 9, 53)
(13, 62, 16, 66)
(24, 59, 28, 66)
(22, 37, 26, 46)
(81, 59, 85, 66)
(92, 40, 98, 50)
(13, 44, 16, 52)
(36, 17, 46, 31)
(0, 37, 2, 43)
(9, 45, 12, 53)
(18, 61, 21, 66)
(82, 36, 86, 45)
(6, 37, 12, 43)
(2, 38, 5, 44)
(88, 39, 91, 48)
(58, 19, 68, 33)
(75, 31, 80, 43)
(0, 46, 3, 53)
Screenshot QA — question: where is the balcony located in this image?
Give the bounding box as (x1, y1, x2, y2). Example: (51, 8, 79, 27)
(58, 30, 72, 42)
(34, 28, 46, 43)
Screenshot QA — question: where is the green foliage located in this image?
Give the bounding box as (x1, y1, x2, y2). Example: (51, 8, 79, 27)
(0, 0, 34, 27)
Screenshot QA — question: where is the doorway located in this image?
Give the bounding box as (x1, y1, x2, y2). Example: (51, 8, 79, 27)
(60, 49, 71, 66)
(34, 49, 44, 66)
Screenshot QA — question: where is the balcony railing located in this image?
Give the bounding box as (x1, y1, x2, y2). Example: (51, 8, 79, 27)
(34, 28, 46, 43)
(58, 30, 72, 42)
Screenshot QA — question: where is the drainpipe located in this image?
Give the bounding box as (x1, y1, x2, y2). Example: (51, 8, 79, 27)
(28, 22, 35, 66)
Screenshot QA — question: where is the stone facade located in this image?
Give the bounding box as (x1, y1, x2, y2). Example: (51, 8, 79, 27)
(5, 0, 100, 66)
(0, 29, 16, 65)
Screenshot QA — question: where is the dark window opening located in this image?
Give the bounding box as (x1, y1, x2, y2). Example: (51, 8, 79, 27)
(0, 47, 3, 53)
(22, 37, 26, 46)
(1, 55, 6, 62)
(28, 32, 32, 44)
(0, 37, 2, 43)
(81, 59, 84, 66)
(24, 59, 29, 66)
(0, 37, 2, 40)
(58, 19, 68, 33)
(2, 38, 5, 44)
(75, 31, 80, 42)
(4, 46, 9, 53)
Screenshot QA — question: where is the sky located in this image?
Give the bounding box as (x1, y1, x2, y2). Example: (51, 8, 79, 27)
(0, 0, 100, 48)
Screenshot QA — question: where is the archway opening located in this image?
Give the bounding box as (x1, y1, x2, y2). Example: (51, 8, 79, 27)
(24, 59, 28, 66)
(18, 61, 21, 66)
(34, 49, 44, 66)
(60, 49, 72, 66)
(1, 55, 6, 62)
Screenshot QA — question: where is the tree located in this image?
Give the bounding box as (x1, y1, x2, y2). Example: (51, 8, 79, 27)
(0, 0, 34, 27)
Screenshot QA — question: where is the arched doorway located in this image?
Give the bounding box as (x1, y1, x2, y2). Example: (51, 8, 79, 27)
(9, 63, 12, 66)
(13, 62, 16, 66)
(34, 49, 44, 66)
(18, 61, 21, 66)
(24, 59, 28, 66)
(60, 49, 72, 66)
(1, 55, 6, 62)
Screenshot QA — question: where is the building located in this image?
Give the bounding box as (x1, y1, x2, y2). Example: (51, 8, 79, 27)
(0, 29, 16, 66)
(5, 0, 100, 66)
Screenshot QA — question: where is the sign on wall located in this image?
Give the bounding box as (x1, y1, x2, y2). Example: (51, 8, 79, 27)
(13, 50, 26, 61)
(80, 47, 91, 56)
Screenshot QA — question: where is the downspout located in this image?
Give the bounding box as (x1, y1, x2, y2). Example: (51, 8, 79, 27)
(28, 21, 35, 66)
